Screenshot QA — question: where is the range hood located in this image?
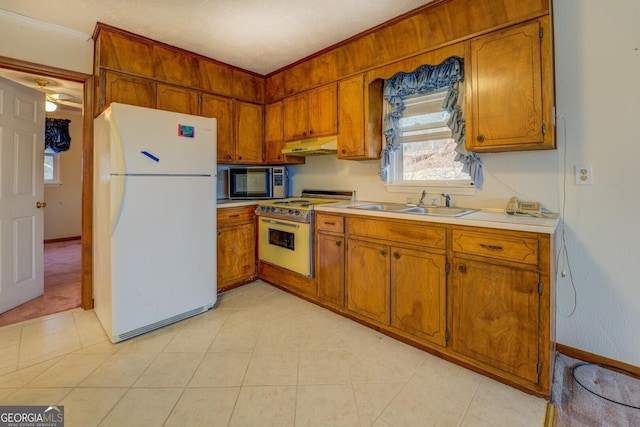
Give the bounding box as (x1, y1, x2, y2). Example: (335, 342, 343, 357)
(281, 136, 338, 156)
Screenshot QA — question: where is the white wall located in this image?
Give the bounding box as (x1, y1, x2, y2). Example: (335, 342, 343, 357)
(289, 0, 640, 367)
(0, 10, 93, 74)
(44, 110, 83, 240)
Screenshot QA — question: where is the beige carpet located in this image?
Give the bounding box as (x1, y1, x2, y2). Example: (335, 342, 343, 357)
(552, 353, 640, 426)
(0, 239, 81, 327)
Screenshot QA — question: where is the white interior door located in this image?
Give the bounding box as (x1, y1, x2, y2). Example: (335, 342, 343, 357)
(0, 76, 45, 314)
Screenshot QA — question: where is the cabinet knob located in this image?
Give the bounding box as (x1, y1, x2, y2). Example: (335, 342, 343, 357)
(458, 264, 467, 272)
(393, 252, 400, 259)
(380, 249, 387, 257)
(476, 134, 485, 143)
(238, 156, 242, 160)
(217, 231, 221, 236)
(309, 129, 314, 135)
(341, 148, 347, 154)
(335, 241, 342, 247)
(302, 131, 307, 137)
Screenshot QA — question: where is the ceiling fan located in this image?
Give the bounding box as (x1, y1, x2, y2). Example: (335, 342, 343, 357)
(34, 78, 82, 111)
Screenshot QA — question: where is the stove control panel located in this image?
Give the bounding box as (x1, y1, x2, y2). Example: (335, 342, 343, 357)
(255, 205, 311, 223)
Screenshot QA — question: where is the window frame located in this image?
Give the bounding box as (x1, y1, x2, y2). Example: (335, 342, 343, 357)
(384, 89, 475, 195)
(44, 148, 61, 186)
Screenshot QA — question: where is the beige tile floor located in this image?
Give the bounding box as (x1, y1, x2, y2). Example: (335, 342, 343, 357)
(0, 280, 548, 426)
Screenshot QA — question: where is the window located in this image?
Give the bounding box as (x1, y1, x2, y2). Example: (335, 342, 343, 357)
(387, 88, 472, 187)
(44, 148, 60, 185)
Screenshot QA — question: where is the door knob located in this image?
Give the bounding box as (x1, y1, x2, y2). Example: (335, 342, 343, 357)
(36, 201, 47, 208)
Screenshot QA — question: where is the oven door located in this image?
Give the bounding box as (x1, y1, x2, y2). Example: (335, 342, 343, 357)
(258, 217, 311, 277)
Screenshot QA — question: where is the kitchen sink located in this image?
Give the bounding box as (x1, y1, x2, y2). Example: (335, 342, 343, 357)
(400, 206, 476, 217)
(349, 203, 476, 217)
(349, 203, 410, 212)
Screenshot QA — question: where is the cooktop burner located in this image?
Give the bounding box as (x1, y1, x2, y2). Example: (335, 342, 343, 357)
(255, 190, 354, 222)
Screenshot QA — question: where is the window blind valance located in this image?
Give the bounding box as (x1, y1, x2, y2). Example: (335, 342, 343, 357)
(380, 56, 483, 187)
(45, 118, 71, 153)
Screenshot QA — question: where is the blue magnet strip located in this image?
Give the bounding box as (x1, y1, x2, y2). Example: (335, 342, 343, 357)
(140, 151, 160, 162)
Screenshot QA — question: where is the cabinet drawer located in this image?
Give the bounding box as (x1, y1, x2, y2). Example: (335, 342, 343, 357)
(217, 205, 256, 227)
(316, 213, 344, 233)
(348, 217, 445, 250)
(452, 229, 538, 265)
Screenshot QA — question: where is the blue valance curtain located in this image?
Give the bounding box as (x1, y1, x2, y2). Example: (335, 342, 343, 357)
(45, 118, 71, 153)
(379, 56, 483, 187)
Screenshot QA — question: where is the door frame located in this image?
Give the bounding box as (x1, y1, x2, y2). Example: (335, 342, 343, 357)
(0, 55, 94, 309)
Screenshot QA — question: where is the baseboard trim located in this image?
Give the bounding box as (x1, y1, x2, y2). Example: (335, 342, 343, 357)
(556, 344, 640, 378)
(44, 236, 81, 244)
(544, 403, 555, 427)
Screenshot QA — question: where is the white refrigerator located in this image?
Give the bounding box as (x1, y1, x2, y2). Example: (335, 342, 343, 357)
(93, 103, 217, 343)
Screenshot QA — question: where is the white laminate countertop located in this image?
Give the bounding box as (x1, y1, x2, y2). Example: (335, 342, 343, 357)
(216, 199, 262, 208)
(315, 201, 559, 234)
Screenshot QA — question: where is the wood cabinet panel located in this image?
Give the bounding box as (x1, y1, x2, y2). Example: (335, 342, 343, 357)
(97, 30, 154, 77)
(235, 101, 264, 164)
(232, 70, 265, 104)
(316, 233, 345, 308)
(348, 217, 445, 250)
(156, 83, 199, 115)
(99, 70, 156, 115)
(316, 213, 344, 233)
(201, 93, 234, 163)
(264, 101, 304, 164)
(338, 75, 382, 160)
(283, 92, 309, 140)
(199, 60, 234, 97)
(452, 257, 540, 383)
(217, 221, 256, 290)
(466, 18, 554, 151)
(391, 247, 447, 346)
(153, 45, 200, 87)
(217, 205, 256, 227)
(283, 84, 337, 141)
(346, 239, 390, 324)
(452, 229, 538, 265)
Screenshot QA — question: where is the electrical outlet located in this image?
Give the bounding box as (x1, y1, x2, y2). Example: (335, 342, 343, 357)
(575, 165, 593, 185)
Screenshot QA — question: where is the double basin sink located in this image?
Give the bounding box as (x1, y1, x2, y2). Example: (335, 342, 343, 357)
(348, 203, 476, 217)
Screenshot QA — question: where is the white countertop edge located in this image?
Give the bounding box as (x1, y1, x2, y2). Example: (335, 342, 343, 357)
(216, 199, 261, 208)
(315, 202, 559, 234)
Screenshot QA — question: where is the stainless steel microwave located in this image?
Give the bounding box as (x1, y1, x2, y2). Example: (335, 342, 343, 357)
(228, 166, 287, 199)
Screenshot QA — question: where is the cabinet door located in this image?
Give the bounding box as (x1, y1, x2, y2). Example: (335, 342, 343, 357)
(156, 83, 199, 115)
(391, 247, 447, 346)
(467, 19, 553, 151)
(316, 233, 345, 308)
(264, 102, 304, 165)
(346, 239, 390, 324)
(451, 257, 540, 383)
(201, 93, 234, 163)
(282, 92, 309, 141)
(338, 75, 365, 158)
(217, 222, 256, 289)
(99, 70, 156, 116)
(307, 84, 337, 137)
(235, 101, 264, 164)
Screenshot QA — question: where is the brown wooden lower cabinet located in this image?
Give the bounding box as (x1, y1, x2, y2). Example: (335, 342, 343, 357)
(217, 205, 257, 291)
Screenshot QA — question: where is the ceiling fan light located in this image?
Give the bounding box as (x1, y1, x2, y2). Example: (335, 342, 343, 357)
(45, 100, 57, 112)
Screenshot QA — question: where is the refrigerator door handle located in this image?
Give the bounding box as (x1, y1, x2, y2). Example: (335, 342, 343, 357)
(111, 175, 126, 234)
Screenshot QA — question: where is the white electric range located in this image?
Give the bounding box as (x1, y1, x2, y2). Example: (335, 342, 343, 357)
(255, 190, 353, 277)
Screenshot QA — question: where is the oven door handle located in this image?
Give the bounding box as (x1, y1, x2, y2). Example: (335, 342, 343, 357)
(260, 218, 300, 229)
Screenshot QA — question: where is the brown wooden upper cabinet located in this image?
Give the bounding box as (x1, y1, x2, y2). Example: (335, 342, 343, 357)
(466, 17, 555, 152)
(338, 75, 382, 160)
(264, 101, 304, 165)
(283, 83, 337, 141)
(98, 70, 156, 116)
(156, 83, 199, 115)
(201, 93, 234, 163)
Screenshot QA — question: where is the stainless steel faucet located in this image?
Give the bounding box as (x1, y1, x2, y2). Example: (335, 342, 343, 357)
(441, 193, 451, 208)
(418, 189, 428, 206)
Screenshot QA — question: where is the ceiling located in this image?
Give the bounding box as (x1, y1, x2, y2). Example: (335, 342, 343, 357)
(0, 0, 432, 75)
(0, 0, 433, 111)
